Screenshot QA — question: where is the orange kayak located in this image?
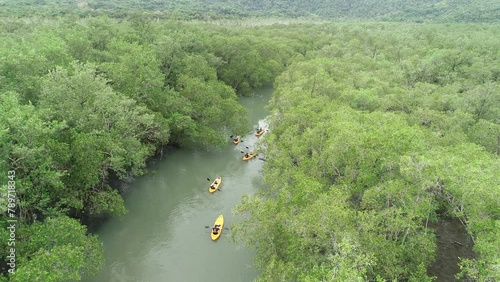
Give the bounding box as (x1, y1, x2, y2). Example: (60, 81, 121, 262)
(243, 153, 257, 161)
(255, 128, 266, 137)
(232, 136, 241, 145)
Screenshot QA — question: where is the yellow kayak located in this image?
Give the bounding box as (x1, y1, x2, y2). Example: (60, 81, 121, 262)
(243, 153, 257, 161)
(255, 128, 266, 137)
(232, 136, 241, 145)
(209, 177, 222, 193)
(211, 215, 224, 241)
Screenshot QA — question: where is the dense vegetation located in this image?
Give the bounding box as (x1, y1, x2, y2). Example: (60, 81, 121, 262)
(233, 23, 500, 281)
(1, 0, 500, 22)
(0, 16, 301, 280)
(1, 3, 499, 281)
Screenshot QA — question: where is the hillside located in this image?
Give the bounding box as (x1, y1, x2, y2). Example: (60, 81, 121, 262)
(0, 0, 499, 22)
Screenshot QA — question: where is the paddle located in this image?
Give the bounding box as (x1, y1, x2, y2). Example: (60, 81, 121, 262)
(244, 147, 254, 155)
(205, 226, 229, 230)
(258, 158, 267, 161)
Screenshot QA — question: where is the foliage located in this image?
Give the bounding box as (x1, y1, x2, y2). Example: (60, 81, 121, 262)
(1, 11, 499, 282)
(233, 22, 500, 281)
(0, 91, 68, 221)
(1, 0, 499, 23)
(0, 15, 296, 280)
(12, 216, 103, 282)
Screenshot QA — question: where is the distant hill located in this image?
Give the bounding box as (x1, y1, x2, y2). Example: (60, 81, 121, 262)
(1, 0, 499, 22)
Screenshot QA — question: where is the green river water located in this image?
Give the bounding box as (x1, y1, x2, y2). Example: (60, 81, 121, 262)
(85, 87, 273, 282)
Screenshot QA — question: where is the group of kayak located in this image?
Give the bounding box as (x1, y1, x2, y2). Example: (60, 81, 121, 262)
(233, 127, 266, 161)
(208, 127, 267, 241)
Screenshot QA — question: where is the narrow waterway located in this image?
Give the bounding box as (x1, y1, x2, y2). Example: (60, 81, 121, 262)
(85, 87, 273, 282)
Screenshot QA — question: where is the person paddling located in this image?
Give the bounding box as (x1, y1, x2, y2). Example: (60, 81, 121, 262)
(212, 224, 221, 234)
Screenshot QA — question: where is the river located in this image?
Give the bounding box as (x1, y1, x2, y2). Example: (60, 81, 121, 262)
(85, 87, 273, 282)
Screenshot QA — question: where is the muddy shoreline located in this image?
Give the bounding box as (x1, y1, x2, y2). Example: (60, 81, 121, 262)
(427, 217, 476, 281)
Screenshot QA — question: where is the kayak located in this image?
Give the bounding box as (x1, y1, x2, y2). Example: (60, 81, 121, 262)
(243, 153, 257, 161)
(232, 136, 241, 145)
(211, 215, 224, 241)
(255, 128, 266, 137)
(209, 177, 222, 193)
